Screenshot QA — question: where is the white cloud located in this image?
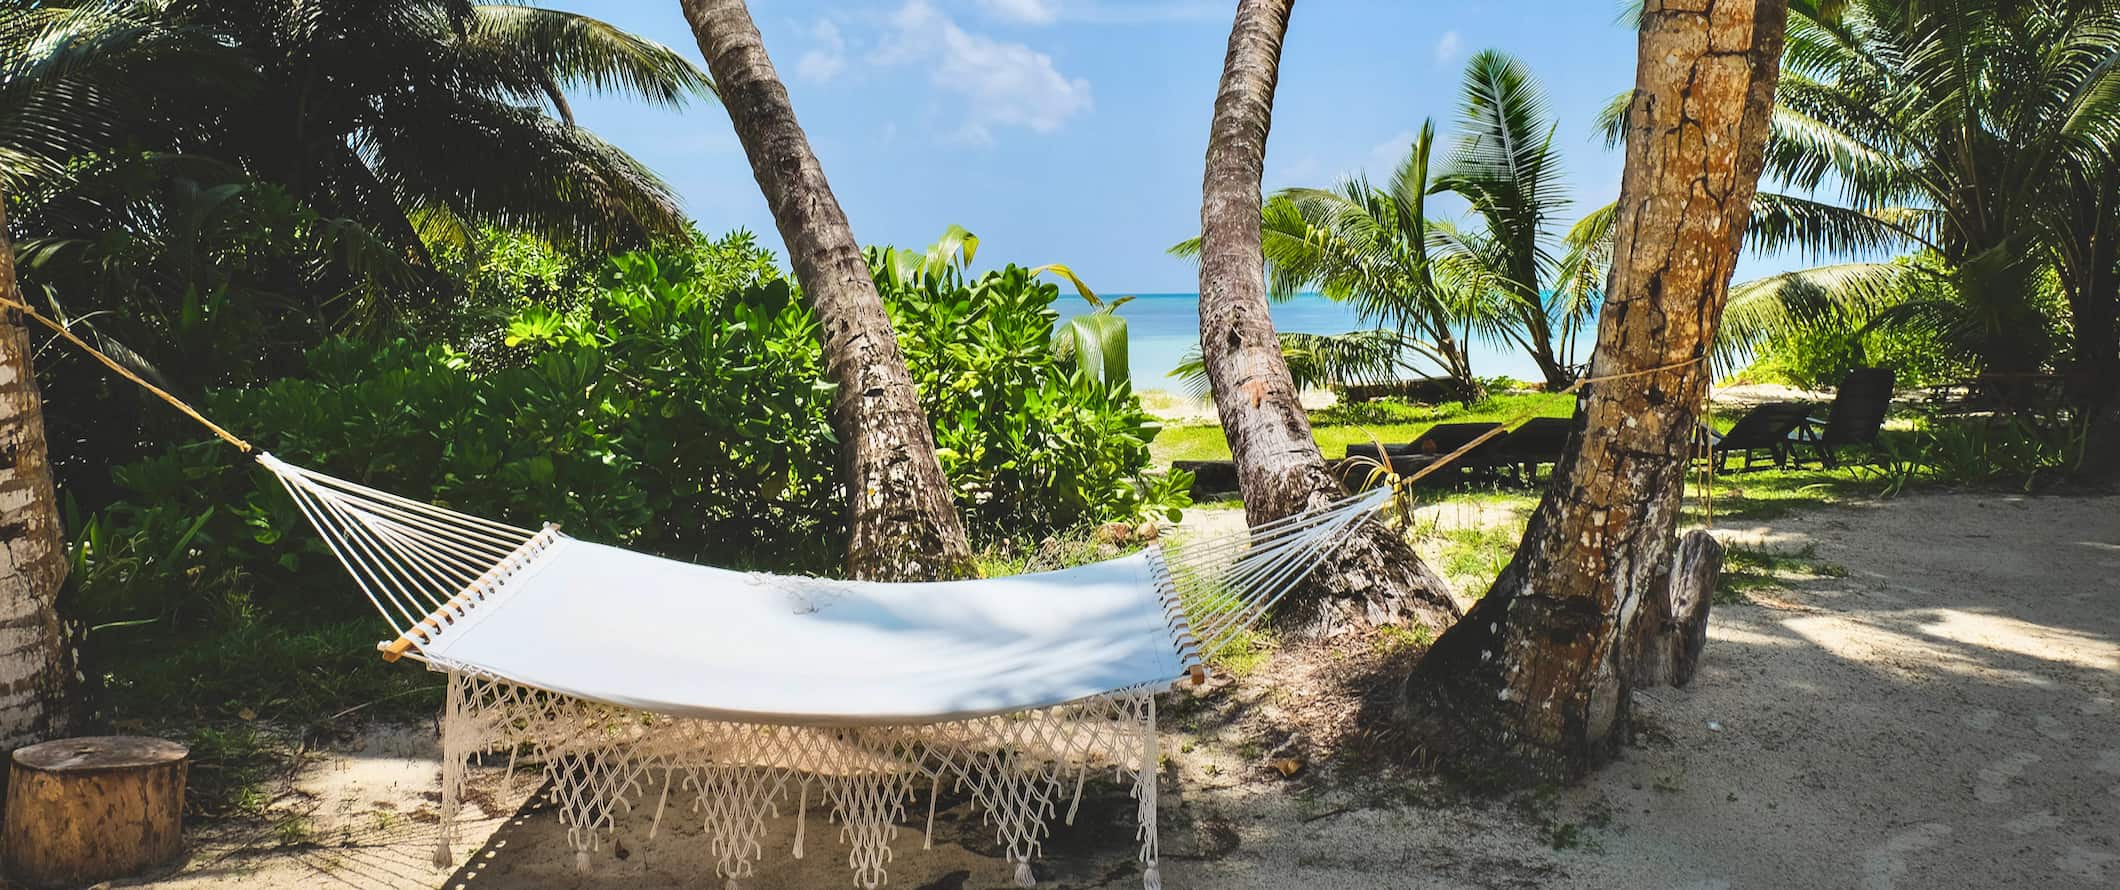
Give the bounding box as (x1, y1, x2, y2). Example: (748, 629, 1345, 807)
(977, 0, 1061, 24)
(974, 0, 1221, 25)
(1434, 30, 1463, 68)
(878, 1, 1093, 144)
(796, 19, 847, 82)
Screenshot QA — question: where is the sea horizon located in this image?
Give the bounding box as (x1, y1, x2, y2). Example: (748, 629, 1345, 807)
(1054, 291, 1547, 391)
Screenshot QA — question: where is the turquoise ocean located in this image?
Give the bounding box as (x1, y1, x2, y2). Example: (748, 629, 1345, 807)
(1054, 292, 1544, 390)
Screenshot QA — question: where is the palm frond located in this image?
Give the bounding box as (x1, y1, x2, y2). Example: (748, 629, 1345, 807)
(464, 4, 716, 114)
(362, 92, 687, 252)
(1747, 191, 1931, 257)
(1719, 262, 1918, 372)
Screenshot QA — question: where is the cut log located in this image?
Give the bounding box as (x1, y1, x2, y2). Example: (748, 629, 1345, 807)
(4, 736, 188, 888)
(1630, 530, 1724, 689)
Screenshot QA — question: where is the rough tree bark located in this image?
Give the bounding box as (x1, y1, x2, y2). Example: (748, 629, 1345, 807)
(1196, 0, 1459, 636)
(0, 191, 72, 750)
(2054, 168, 2120, 482)
(1403, 0, 1788, 783)
(1627, 529, 1722, 689)
(679, 0, 976, 580)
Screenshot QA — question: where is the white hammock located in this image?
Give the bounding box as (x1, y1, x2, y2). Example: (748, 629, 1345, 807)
(256, 453, 1392, 889)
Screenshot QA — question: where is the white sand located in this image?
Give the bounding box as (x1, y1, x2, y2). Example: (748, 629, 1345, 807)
(131, 492, 2118, 889)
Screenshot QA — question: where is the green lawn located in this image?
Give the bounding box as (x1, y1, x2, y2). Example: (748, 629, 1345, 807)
(1150, 392, 1579, 465)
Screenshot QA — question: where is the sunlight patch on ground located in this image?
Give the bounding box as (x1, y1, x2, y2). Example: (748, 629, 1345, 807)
(1778, 610, 2097, 689)
(1914, 610, 2120, 672)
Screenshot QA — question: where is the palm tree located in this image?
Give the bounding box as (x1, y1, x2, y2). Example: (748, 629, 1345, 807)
(1695, 0, 2120, 389)
(1174, 120, 1489, 398)
(1189, 54, 1610, 395)
(1193, 0, 1458, 637)
(0, 186, 71, 750)
(679, 0, 976, 582)
(0, 0, 712, 261)
(1407, 0, 1789, 783)
(1433, 50, 1604, 391)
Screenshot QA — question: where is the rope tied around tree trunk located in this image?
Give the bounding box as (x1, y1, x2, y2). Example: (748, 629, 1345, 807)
(0, 296, 254, 453)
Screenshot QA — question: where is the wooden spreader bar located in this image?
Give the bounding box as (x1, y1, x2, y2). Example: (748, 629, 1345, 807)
(379, 524, 562, 663)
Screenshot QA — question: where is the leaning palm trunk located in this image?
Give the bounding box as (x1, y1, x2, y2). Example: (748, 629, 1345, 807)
(1405, 0, 1788, 782)
(0, 192, 71, 749)
(679, 0, 975, 581)
(1196, 0, 1458, 636)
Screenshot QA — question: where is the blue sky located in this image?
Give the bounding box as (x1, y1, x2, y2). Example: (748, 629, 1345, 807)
(549, 1, 1795, 293)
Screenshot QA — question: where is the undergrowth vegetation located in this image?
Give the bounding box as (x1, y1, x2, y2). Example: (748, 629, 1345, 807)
(64, 231, 1190, 788)
(1150, 390, 1576, 464)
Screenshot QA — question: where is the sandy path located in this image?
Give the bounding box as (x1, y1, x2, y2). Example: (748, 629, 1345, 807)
(132, 492, 2117, 889)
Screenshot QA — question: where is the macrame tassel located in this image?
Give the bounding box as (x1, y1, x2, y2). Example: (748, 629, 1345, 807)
(725, 880, 739, 890)
(1014, 860, 1037, 888)
(501, 745, 520, 800)
(924, 774, 940, 850)
(1142, 863, 1162, 890)
(432, 840, 453, 869)
(1065, 766, 1087, 826)
(575, 850, 592, 874)
(791, 783, 807, 859)
(648, 771, 673, 841)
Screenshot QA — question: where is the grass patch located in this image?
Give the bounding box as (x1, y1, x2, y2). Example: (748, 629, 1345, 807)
(1372, 622, 1435, 656)
(1683, 467, 1885, 525)
(177, 721, 300, 819)
(1434, 522, 1525, 594)
(1151, 392, 1577, 465)
(1209, 628, 1277, 678)
(92, 620, 443, 729)
(87, 619, 444, 820)
(973, 529, 1122, 576)
(1716, 543, 1850, 604)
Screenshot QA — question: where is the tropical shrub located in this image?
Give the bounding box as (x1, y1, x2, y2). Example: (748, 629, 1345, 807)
(882, 262, 1183, 530)
(1739, 323, 1975, 390)
(68, 232, 1187, 645)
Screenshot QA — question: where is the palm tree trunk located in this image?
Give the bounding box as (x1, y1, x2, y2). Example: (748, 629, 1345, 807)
(1197, 0, 1458, 636)
(1403, 0, 1788, 783)
(2070, 283, 2120, 480)
(1520, 303, 1572, 390)
(2056, 170, 2120, 480)
(679, 0, 975, 581)
(0, 192, 73, 750)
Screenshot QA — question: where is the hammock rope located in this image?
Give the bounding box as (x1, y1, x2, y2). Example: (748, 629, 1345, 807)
(8, 290, 1716, 888)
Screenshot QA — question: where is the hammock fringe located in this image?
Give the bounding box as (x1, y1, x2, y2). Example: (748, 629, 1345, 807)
(437, 671, 1165, 888)
(259, 454, 1394, 886)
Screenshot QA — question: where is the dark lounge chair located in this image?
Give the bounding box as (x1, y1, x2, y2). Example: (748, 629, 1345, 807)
(1412, 422, 1509, 460)
(1703, 402, 1814, 471)
(1339, 422, 1510, 487)
(1792, 367, 1896, 468)
(1339, 442, 1437, 487)
(1496, 416, 1575, 483)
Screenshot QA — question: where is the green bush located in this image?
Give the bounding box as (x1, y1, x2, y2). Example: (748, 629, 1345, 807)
(881, 261, 1185, 530)
(1740, 323, 1975, 390)
(1878, 413, 2092, 489)
(68, 232, 1187, 657)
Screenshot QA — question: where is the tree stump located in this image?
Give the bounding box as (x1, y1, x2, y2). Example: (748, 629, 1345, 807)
(1631, 530, 1723, 689)
(4, 736, 188, 888)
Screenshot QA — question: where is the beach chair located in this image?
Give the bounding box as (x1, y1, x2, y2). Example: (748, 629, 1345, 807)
(1792, 368, 1895, 468)
(1411, 422, 1509, 459)
(1339, 443, 1437, 488)
(1496, 416, 1575, 484)
(1703, 402, 1814, 471)
(1339, 422, 1509, 487)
